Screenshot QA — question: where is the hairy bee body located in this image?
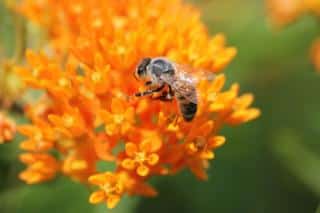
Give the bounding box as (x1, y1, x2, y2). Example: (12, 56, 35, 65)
(169, 77, 198, 121)
(135, 57, 199, 122)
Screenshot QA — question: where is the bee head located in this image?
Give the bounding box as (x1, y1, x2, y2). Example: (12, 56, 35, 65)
(135, 57, 151, 80)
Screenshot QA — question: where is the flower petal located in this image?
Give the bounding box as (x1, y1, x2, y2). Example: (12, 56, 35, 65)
(121, 158, 135, 170)
(88, 173, 108, 185)
(147, 153, 159, 166)
(208, 136, 226, 148)
(125, 142, 137, 157)
(106, 194, 121, 209)
(200, 150, 214, 159)
(89, 190, 105, 204)
(137, 164, 149, 177)
(111, 98, 125, 114)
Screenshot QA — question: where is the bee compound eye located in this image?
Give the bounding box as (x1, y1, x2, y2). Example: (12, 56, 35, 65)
(137, 57, 151, 76)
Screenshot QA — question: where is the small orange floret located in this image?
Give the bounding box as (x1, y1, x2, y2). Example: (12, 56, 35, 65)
(121, 139, 161, 177)
(0, 113, 16, 144)
(88, 172, 126, 209)
(19, 153, 59, 184)
(100, 98, 135, 136)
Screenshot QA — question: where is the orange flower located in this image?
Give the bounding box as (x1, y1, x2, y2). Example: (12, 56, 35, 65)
(88, 172, 126, 209)
(121, 134, 161, 176)
(16, 0, 260, 208)
(88, 171, 157, 209)
(185, 121, 225, 159)
(19, 119, 55, 151)
(62, 137, 97, 182)
(100, 98, 135, 136)
(19, 153, 60, 184)
(0, 112, 16, 144)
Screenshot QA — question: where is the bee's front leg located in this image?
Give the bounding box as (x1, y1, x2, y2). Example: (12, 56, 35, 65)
(155, 91, 173, 102)
(135, 84, 165, 97)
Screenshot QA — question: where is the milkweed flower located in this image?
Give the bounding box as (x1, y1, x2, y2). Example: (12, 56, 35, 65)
(16, 0, 260, 208)
(0, 112, 16, 144)
(267, 0, 320, 72)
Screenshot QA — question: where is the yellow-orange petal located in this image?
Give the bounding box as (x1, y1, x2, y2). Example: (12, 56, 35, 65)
(209, 136, 226, 148)
(200, 150, 214, 159)
(17, 125, 35, 136)
(19, 171, 42, 184)
(187, 120, 214, 141)
(137, 164, 149, 177)
(111, 98, 125, 114)
(89, 190, 106, 204)
(140, 134, 162, 152)
(186, 142, 198, 154)
(227, 108, 261, 125)
(121, 122, 131, 135)
(105, 123, 118, 136)
(106, 194, 121, 209)
(100, 110, 113, 123)
(147, 153, 159, 166)
(124, 107, 135, 122)
(235, 94, 254, 109)
(88, 173, 109, 185)
(139, 140, 152, 153)
(211, 74, 226, 92)
(121, 158, 135, 170)
(125, 142, 137, 157)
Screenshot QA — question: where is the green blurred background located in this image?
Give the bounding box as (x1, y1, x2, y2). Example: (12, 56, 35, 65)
(1, 0, 320, 212)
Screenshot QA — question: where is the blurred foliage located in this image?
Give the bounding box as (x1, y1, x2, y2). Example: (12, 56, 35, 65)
(1, 0, 320, 212)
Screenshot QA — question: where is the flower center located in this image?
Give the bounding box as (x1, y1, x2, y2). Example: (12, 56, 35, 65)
(194, 137, 207, 150)
(34, 131, 43, 142)
(91, 72, 102, 83)
(63, 115, 74, 127)
(102, 182, 120, 195)
(58, 78, 70, 87)
(134, 152, 146, 163)
(113, 114, 124, 124)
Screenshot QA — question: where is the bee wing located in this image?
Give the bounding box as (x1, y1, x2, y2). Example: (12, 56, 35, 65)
(173, 80, 198, 104)
(173, 63, 216, 84)
(159, 69, 198, 104)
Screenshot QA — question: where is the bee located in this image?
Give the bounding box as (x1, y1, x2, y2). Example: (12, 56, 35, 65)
(134, 57, 211, 122)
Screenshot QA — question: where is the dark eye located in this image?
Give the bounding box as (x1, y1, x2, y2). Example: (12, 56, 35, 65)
(137, 58, 151, 76)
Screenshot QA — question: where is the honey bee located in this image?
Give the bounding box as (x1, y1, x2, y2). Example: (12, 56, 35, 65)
(134, 57, 213, 122)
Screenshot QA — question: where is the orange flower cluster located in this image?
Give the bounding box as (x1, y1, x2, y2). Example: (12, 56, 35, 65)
(16, 0, 260, 208)
(0, 112, 16, 144)
(267, 0, 320, 71)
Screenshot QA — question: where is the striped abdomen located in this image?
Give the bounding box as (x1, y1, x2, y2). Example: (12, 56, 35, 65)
(175, 85, 198, 122)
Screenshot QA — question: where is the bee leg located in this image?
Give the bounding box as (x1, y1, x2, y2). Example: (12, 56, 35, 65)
(168, 85, 174, 96)
(156, 91, 173, 102)
(135, 84, 165, 97)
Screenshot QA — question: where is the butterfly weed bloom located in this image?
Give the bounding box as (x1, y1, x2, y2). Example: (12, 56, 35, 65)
(267, 0, 320, 72)
(16, 0, 260, 208)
